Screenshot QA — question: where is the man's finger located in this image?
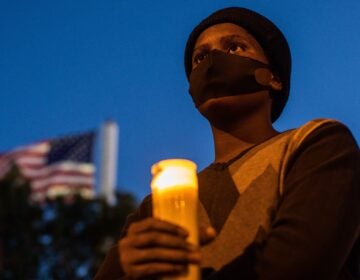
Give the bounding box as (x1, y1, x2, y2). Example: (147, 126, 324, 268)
(130, 262, 188, 279)
(128, 232, 195, 250)
(127, 218, 188, 237)
(131, 247, 200, 264)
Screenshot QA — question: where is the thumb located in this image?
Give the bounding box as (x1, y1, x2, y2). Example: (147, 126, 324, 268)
(199, 226, 216, 246)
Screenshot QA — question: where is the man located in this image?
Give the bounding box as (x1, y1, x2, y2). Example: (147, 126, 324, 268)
(95, 7, 359, 279)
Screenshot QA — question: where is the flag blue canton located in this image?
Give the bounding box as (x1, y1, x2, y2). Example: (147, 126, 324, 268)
(47, 132, 95, 164)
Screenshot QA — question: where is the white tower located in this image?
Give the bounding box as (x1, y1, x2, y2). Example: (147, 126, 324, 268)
(99, 121, 118, 205)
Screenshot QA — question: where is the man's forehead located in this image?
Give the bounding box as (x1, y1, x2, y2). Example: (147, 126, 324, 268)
(193, 23, 263, 52)
(196, 23, 250, 39)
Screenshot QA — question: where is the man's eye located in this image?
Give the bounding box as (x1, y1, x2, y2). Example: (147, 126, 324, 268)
(193, 53, 207, 65)
(227, 43, 246, 54)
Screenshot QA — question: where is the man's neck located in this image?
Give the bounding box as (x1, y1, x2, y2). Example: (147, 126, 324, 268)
(211, 115, 279, 163)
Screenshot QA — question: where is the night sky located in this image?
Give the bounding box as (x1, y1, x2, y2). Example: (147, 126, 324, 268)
(1, 0, 359, 201)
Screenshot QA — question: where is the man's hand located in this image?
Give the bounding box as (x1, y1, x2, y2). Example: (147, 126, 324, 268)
(119, 218, 199, 279)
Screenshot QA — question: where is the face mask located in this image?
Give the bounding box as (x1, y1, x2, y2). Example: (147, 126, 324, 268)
(188, 50, 276, 107)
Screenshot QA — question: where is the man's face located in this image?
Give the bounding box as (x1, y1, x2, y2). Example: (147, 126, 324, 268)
(190, 23, 273, 126)
(192, 23, 268, 70)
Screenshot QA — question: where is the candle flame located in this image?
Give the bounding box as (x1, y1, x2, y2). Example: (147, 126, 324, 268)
(151, 159, 197, 191)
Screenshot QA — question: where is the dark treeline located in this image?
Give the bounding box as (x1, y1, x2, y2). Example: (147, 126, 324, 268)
(0, 167, 137, 279)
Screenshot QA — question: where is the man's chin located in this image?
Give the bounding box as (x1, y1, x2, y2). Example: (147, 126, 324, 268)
(197, 95, 244, 110)
(197, 92, 270, 124)
(197, 96, 241, 123)
(197, 91, 269, 110)
(197, 97, 221, 109)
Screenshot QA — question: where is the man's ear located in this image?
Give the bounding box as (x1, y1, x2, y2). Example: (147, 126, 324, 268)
(255, 68, 282, 91)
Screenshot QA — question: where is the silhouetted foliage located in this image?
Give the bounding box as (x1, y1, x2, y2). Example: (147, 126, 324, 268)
(0, 167, 137, 279)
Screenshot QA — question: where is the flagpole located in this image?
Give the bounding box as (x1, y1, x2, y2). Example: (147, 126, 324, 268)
(99, 120, 118, 205)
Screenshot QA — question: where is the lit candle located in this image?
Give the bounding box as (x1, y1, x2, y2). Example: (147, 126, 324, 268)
(151, 159, 199, 280)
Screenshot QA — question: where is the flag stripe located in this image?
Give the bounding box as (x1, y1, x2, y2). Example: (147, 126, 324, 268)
(32, 176, 94, 190)
(20, 161, 94, 177)
(0, 132, 95, 203)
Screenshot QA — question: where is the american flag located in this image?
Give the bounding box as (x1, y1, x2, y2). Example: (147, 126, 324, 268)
(0, 132, 95, 203)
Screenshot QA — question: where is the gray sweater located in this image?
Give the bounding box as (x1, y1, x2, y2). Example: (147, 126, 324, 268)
(95, 119, 360, 280)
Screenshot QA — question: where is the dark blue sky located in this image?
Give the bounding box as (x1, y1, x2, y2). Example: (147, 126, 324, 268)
(1, 0, 359, 201)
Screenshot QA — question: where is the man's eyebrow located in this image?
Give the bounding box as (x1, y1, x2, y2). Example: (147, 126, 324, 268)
(193, 43, 211, 54)
(220, 34, 249, 43)
(193, 34, 252, 55)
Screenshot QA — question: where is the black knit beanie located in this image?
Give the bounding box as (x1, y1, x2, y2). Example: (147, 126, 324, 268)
(184, 7, 291, 122)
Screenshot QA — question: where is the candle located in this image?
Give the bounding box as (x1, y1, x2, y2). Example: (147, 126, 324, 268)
(151, 159, 199, 280)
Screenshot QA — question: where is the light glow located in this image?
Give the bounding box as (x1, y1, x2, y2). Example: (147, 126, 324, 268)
(151, 159, 197, 191)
